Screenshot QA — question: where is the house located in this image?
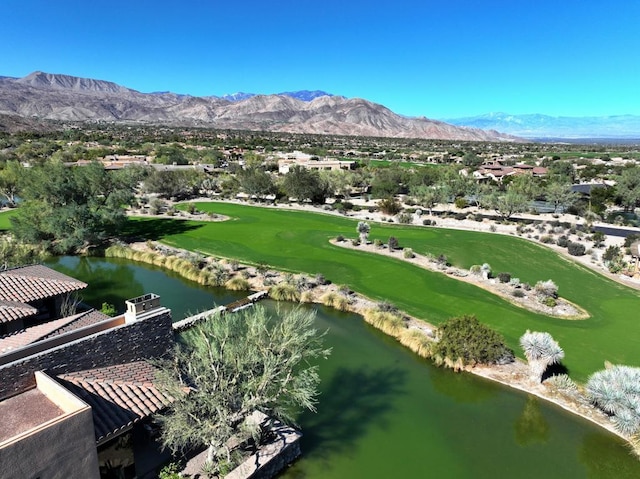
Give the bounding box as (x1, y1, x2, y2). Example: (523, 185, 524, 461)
(277, 153, 355, 174)
(0, 291, 174, 479)
(0, 265, 88, 335)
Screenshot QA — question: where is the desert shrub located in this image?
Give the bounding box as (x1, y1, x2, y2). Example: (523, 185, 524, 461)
(497, 272, 511, 283)
(509, 277, 521, 288)
(469, 264, 482, 275)
(397, 212, 413, 224)
(567, 242, 586, 256)
(224, 276, 250, 291)
(433, 315, 514, 367)
(603, 245, 621, 263)
(591, 231, 606, 247)
(321, 291, 350, 311)
(403, 248, 415, 259)
(512, 289, 525, 298)
(546, 374, 578, 394)
(268, 283, 301, 302)
(437, 254, 449, 266)
(336, 234, 345, 242)
(378, 196, 402, 215)
(388, 236, 399, 250)
(540, 235, 554, 244)
(351, 238, 361, 246)
(454, 197, 468, 209)
(587, 365, 640, 437)
(624, 233, 640, 248)
(455, 212, 467, 221)
(376, 301, 398, 312)
(422, 219, 432, 226)
(186, 203, 197, 214)
(542, 297, 557, 308)
(474, 213, 483, 222)
(534, 279, 558, 299)
(314, 273, 327, 285)
(556, 236, 569, 247)
(363, 309, 406, 337)
(489, 224, 497, 232)
(374, 238, 383, 247)
(398, 329, 433, 359)
(300, 290, 315, 303)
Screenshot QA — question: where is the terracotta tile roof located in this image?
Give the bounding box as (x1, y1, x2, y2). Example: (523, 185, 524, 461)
(41, 309, 110, 339)
(0, 309, 111, 355)
(0, 264, 87, 304)
(0, 300, 37, 323)
(57, 361, 172, 443)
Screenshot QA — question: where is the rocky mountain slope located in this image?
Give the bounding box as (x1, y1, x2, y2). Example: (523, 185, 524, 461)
(0, 71, 518, 141)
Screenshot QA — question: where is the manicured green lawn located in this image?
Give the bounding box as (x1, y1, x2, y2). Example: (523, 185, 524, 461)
(0, 210, 17, 230)
(125, 202, 639, 381)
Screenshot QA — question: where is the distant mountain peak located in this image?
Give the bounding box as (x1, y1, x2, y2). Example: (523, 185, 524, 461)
(445, 112, 640, 139)
(0, 70, 518, 141)
(221, 90, 333, 102)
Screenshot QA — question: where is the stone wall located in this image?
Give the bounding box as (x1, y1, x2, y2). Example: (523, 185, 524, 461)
(0, 309, 173, 400)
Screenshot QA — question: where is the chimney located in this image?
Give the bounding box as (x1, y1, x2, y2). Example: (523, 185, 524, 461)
(124, 293, 161, 323)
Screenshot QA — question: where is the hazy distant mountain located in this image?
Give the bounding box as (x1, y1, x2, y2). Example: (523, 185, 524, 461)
(0, 71, 518, 141)
(445, 112, 640, 139)
(220, 90, 333, 102)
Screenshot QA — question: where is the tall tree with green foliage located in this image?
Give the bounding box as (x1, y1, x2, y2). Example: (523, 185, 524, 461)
(616, 166, 640, 211)
(545, 181, 577, 213)
(281, 166, 329, 203)
(11, 161, 137, 253)
(156, 306, 329, 472)
(0, 160, 22, 207)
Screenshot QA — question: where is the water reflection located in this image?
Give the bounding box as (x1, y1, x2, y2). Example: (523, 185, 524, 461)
(514, 396, 550, 446)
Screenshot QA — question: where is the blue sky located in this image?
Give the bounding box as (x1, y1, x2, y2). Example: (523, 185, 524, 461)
(2, 0, 639, 118)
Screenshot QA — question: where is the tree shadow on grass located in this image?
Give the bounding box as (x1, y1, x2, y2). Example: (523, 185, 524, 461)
(118, 218, 204, 242)
(294, 366, 406, 469)
(541, 362, 570, 382)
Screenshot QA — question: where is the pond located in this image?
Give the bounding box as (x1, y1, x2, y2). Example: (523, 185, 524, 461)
(47, 256, 640, 479)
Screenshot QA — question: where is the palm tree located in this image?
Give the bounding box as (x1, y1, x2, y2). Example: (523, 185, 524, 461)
(519, 330, 564, 383)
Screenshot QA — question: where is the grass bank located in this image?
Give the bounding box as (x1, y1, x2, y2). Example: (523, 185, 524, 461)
(121, 202, 638, 381)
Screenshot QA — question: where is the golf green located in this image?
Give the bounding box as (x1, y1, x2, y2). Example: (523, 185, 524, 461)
(113, 202, 640, 381)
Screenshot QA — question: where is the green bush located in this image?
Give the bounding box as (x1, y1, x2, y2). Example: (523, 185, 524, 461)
(433, 315, 514, 366)
(497, 272, 511, 283)
(567, 241, 586, 256)
(403, 248, 414, 259)
(454, 197, 468, 209)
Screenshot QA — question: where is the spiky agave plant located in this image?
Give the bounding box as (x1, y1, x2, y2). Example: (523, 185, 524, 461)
(587, 365, 640, 437)
(519, 330, 564, 383)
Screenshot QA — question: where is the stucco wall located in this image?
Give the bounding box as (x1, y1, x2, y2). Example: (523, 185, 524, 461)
(0, 407, 99, 479)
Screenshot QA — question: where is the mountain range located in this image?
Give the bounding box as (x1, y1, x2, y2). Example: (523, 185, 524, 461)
(444, 112, 640, 139)
(0, 71, 516, 142)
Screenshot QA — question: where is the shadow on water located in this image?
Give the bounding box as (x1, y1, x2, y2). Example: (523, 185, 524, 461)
(119, 217, 204, 241)
(294, 366, 406, 468)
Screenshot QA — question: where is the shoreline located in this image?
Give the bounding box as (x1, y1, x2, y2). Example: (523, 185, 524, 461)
(118, 237, 630, 448)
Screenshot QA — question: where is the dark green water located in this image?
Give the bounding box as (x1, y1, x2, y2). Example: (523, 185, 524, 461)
(48, 257, 640, 479)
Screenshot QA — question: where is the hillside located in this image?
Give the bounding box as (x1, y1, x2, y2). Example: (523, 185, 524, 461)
(0, 71, 518, 141)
